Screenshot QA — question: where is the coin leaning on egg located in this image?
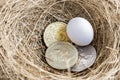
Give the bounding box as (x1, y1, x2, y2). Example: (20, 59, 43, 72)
(43, 17, 96, 72)
(43, 22, 70, 47)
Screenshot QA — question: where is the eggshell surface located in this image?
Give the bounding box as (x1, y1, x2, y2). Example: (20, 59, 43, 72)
(67, 17, 94, 46)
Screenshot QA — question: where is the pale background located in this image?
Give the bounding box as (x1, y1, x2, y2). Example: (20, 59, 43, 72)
(0, 0, 5, 8)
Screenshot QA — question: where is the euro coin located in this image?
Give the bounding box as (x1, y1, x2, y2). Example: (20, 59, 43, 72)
(43, 22, 70, 47)
(45, 41, 78, 69)
(71, 45, 96, 72)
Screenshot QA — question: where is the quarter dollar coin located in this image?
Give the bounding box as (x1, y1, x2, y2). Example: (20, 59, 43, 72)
(71, 45, 96, 72)
(44, 22, 70, 47)
(45, 41, 78, 69)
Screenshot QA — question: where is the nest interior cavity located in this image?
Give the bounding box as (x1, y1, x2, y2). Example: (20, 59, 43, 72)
(0, 0, 120, 80)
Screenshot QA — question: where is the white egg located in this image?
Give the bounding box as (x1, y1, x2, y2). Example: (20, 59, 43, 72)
(67, 17, 94, 46)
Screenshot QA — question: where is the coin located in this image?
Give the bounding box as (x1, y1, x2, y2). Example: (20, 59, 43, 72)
(45, 41, 78, 69)
(43, 22, 70, 47)
(71, 45, 96, 72)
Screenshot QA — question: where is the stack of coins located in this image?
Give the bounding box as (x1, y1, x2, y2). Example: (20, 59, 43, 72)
(43, 22, 96, 72)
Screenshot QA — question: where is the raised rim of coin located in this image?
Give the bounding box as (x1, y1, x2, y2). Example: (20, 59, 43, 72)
(71, 45, 96, 72)
(45, 41, 78, 70)
(43, 22, 70, 47)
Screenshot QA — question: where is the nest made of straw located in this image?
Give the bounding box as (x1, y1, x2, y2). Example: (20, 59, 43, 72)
(0, 0, 120, 80)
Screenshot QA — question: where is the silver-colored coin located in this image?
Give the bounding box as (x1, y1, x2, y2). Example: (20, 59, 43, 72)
(45, 41, 78, 70)
(43, 22, 70, 47)
(71, 45, 96, 72)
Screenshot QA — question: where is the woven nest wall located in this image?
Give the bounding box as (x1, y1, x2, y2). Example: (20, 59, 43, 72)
(0, 0, 120, 80)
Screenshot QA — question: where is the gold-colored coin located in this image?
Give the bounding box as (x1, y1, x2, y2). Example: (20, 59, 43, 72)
(45, 41, 78, 70)
(43, 22, 70, 47)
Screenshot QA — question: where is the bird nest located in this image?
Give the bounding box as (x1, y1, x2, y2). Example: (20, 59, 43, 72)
(0, 0, 120, 80)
